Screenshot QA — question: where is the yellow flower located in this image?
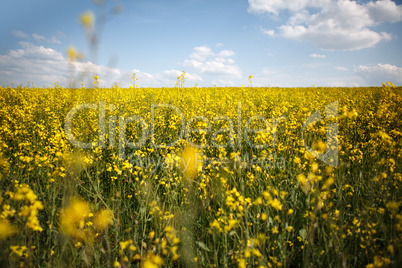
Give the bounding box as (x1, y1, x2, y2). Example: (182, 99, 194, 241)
(67, 46, 77, 61)
(93, 209, 113, 230)
(286, 226, 294, 232)
(387, 245, 394, 255)
(142, 252, 163, 268)
(317, 199, 324, 210)
(322, 177, 334, 190)
(386, 201, 400, 215)
(172, 237, 180, 245)
(0, 220, 17, 240)
(149, 231, 155, 239)
(311, 162, 319, 173)
(119, 239, 133, 250)
(297, 174, 313, 194)
(80, 11, 95, 28)
(59, 197, 91, 240)
(180, 144, 199, 180)
(269, 198, 283, 211)
(238, 258, 246, 268)
(224, 219, 238, 232)
(10, 245, 27, 257)
(171, 246, 179, 260)
(252, 248, 262, 257)
(11, 184, 44, 231)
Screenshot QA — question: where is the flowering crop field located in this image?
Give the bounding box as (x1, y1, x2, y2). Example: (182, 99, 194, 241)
(0, 83, 401, 267)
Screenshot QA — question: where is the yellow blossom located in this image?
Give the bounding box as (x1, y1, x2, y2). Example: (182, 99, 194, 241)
(269, 198, 283, 211)
(142, 252, 163, 268)
(286, 226, 294, 232)
(59, 197, 91, 240)
(67, 46, 77, 61)
(180, 144, 199, 180)
(80, 11, 95, 28)
(0, 220, 17, 239)
(120, 239, 133, 250)
(93, 208, 113, 230)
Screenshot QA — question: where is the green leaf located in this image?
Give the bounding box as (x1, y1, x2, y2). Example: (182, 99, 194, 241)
(196, 241, 210, 251)
(299, 228, 307, 241)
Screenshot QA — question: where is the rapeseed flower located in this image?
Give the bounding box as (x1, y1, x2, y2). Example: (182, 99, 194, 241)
(93, 208, 113, 230)
(59, 197, 91, 240)
(80, 11, 94, 28)
(0, 220, 17, 239)
(180, 144, 199, 180)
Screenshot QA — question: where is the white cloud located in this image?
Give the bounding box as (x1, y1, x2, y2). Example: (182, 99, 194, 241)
(11, 30, 30, 39)
(184, 59, 242, 77)
(309, 53, 325, 58)
(216, 43, 224, 47)
(32, 33, 46, 42)
(249, 0, 402, 50)
(354, 63, 402, 85)
(0, 42, 122, 87)
(190, 46, 214, 61)
(183, 45, 242, 77)
(0, 42, 203, 88)
(366, 0, 402, 23)
(261, 28, 275, 36)
(163, 69, 183, 77)
(163, 69, 202, 82)
(56, 31, 66, 37)
(334, 66, 348, 71)
(248, 0, 330, 15)
(216, 50, 235, 57)
(115, 70, 171, 87)
(32, 33, 61, 44)
(112, 69, 202, 88)
(214, 57, 226, 63)
(49, 37, 62, 44)
(211, 79, 235, 87)
(327, 81, 359, 87)
(12, 30, 61, 44)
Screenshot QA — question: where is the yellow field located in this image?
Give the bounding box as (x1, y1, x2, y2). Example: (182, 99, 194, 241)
(0, 83, 401, 267)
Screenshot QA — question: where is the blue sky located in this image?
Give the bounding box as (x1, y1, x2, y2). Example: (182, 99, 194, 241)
(1, 0, 402, 87)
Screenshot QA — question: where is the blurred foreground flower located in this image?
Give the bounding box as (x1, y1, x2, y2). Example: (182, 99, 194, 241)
(142, 252, 163, 268)
(93, 208, 113, 230)
(297, 174, 313, 194)
(67, 46, 85, 62)
(180, 144, 200, 180)
(59, 197, 114, 243)
(0, 220, 17, 240)
(80, 11, 95, 29)
(59, 198, 91, 240)
(67, 46, 77, 61)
